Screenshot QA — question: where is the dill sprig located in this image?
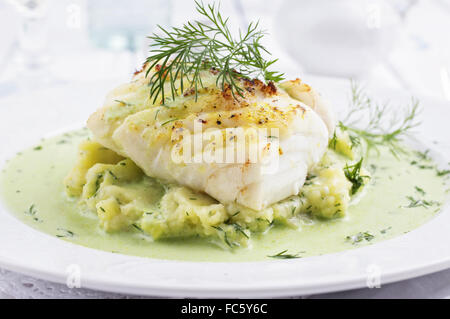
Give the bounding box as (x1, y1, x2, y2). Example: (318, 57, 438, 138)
(56, 228, 75, 238)
(403, 196, 440, 209)
(145, 1, 284, 104)
(339, 81, 421, 157)
(268, 250, 301, 259)
(344, 158, 370, 195)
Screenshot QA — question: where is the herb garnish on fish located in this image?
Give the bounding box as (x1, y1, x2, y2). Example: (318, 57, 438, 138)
(146, 1, 283, 104)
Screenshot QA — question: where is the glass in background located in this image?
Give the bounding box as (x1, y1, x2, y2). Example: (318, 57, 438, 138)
(87, 0, 171, 70)
(382, 0, 419, 90)
(274, 0, 402, 79)
(2, 0, 52, 94)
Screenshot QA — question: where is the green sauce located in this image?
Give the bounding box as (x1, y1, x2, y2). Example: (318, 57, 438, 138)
(0, 130, 448, 262)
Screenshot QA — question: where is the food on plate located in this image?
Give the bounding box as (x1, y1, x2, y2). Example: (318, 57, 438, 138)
(62, 1, 368, 247)
(0, 2, 448, 260)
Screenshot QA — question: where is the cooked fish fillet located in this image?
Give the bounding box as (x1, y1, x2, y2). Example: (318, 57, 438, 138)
(88, 64, 335, 210)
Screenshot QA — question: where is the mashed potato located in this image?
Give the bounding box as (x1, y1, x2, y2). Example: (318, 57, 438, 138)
(64, 130, 363, 248)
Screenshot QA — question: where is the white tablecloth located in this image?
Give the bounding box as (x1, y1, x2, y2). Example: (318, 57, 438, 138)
(1, 267, 450, 299)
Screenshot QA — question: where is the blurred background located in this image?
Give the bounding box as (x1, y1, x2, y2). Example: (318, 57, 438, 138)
(0, 0, 449, 100)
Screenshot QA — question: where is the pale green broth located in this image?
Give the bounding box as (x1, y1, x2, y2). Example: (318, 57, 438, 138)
(0, 130, 448, 262)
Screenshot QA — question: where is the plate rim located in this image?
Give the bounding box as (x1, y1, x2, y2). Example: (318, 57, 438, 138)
(0, 86, 449, 298)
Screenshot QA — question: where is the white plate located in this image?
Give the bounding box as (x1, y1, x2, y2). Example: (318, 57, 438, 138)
(0, 80, 449, 298)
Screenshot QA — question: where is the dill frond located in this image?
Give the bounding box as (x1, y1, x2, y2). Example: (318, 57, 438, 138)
(343, 158, 370, 195)
(145, 1, 284, 104)
(339, 81, 421, 157)
(268, 250, 301, 259)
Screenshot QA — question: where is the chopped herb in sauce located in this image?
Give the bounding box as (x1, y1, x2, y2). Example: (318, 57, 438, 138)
(268, 250, 301, 259)
(211, 226, 235, 248)
(132, 224, 144, 232)
(415, 150, 431, 161)
(346, 231, 375, 244)
(437, 169, 450, 177)
(404, 196, 440, 209)
(414, 186, 426, 196)
(56, 228, 75, 238)
(410, 160, 434, 170)
(233, 223, 249, 239)
(25, 204, 37, 216)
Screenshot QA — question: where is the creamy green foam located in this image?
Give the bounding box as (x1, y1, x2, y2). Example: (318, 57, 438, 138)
(0, 130, 448, 262)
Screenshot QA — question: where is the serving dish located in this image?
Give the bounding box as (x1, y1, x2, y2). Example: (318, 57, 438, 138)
(0, 80, 448, 297)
